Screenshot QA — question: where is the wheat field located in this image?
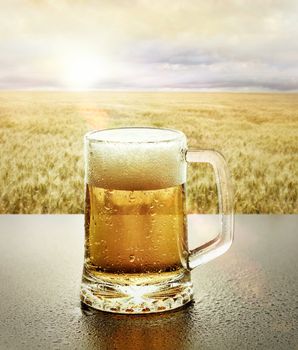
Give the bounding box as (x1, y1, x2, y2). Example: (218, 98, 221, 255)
(0, 91, 297, 214)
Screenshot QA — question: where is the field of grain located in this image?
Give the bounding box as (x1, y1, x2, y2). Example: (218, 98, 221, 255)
(0, 91, 297, 214)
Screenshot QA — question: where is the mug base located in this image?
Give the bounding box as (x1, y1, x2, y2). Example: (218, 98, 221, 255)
(80, 270, 193, 314)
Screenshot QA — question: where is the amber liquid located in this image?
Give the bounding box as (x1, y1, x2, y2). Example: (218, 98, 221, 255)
(84, 184, 188, 283)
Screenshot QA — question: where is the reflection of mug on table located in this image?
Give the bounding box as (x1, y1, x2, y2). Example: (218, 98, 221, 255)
(81, 302, 194, 350)
(81, 127, 233, 313)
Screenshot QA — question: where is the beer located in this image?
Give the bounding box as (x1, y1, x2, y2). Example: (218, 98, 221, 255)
(81, 127, 193, 313)
(84, 184, 188, 282)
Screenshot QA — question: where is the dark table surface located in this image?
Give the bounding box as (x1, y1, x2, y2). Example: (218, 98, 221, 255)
(0, 215, 297, 350)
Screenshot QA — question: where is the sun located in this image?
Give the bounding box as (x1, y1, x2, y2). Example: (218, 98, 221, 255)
(62, 55, 108, 90)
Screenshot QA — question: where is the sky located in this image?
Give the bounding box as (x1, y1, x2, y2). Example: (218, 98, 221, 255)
(0, 0, 298, 91)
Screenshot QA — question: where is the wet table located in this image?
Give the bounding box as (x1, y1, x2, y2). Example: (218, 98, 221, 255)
(0, 215, 297, 350)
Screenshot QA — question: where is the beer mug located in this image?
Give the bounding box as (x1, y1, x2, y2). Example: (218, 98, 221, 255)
(81, 127, 233, 314)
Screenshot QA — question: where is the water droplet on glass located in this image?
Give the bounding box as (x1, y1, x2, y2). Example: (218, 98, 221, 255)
(129, 192, 136, 202)
(129, 255, 135, 262)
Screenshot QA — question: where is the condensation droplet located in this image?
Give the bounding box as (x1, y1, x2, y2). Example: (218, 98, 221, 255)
(129, 192, 136, 202)
(129, 255, 135, 262)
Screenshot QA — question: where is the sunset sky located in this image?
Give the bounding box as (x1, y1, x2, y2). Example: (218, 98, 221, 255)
(1, 0, 298, 91)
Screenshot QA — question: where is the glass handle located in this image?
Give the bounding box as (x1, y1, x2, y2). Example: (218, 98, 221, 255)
(186, 150, 234, 270)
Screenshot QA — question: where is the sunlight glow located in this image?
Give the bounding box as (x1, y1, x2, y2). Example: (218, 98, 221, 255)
(61, 55, 109, 89)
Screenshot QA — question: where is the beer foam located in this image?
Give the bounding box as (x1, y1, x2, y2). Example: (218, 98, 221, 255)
(86, 128, 187, 190)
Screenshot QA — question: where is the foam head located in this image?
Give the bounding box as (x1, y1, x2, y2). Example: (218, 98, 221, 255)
(85, 128, 187, 190)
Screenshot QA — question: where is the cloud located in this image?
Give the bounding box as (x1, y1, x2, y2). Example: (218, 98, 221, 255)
(0, 0, 298, 90)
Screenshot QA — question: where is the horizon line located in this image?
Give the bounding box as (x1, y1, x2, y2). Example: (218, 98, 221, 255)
(0, 88, 298, 93)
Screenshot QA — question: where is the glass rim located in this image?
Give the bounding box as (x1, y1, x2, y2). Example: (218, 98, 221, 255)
(85, 127, 186, 144)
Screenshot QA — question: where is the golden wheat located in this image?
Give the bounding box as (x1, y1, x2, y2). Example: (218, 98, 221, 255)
(0, 91, 297, 213)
